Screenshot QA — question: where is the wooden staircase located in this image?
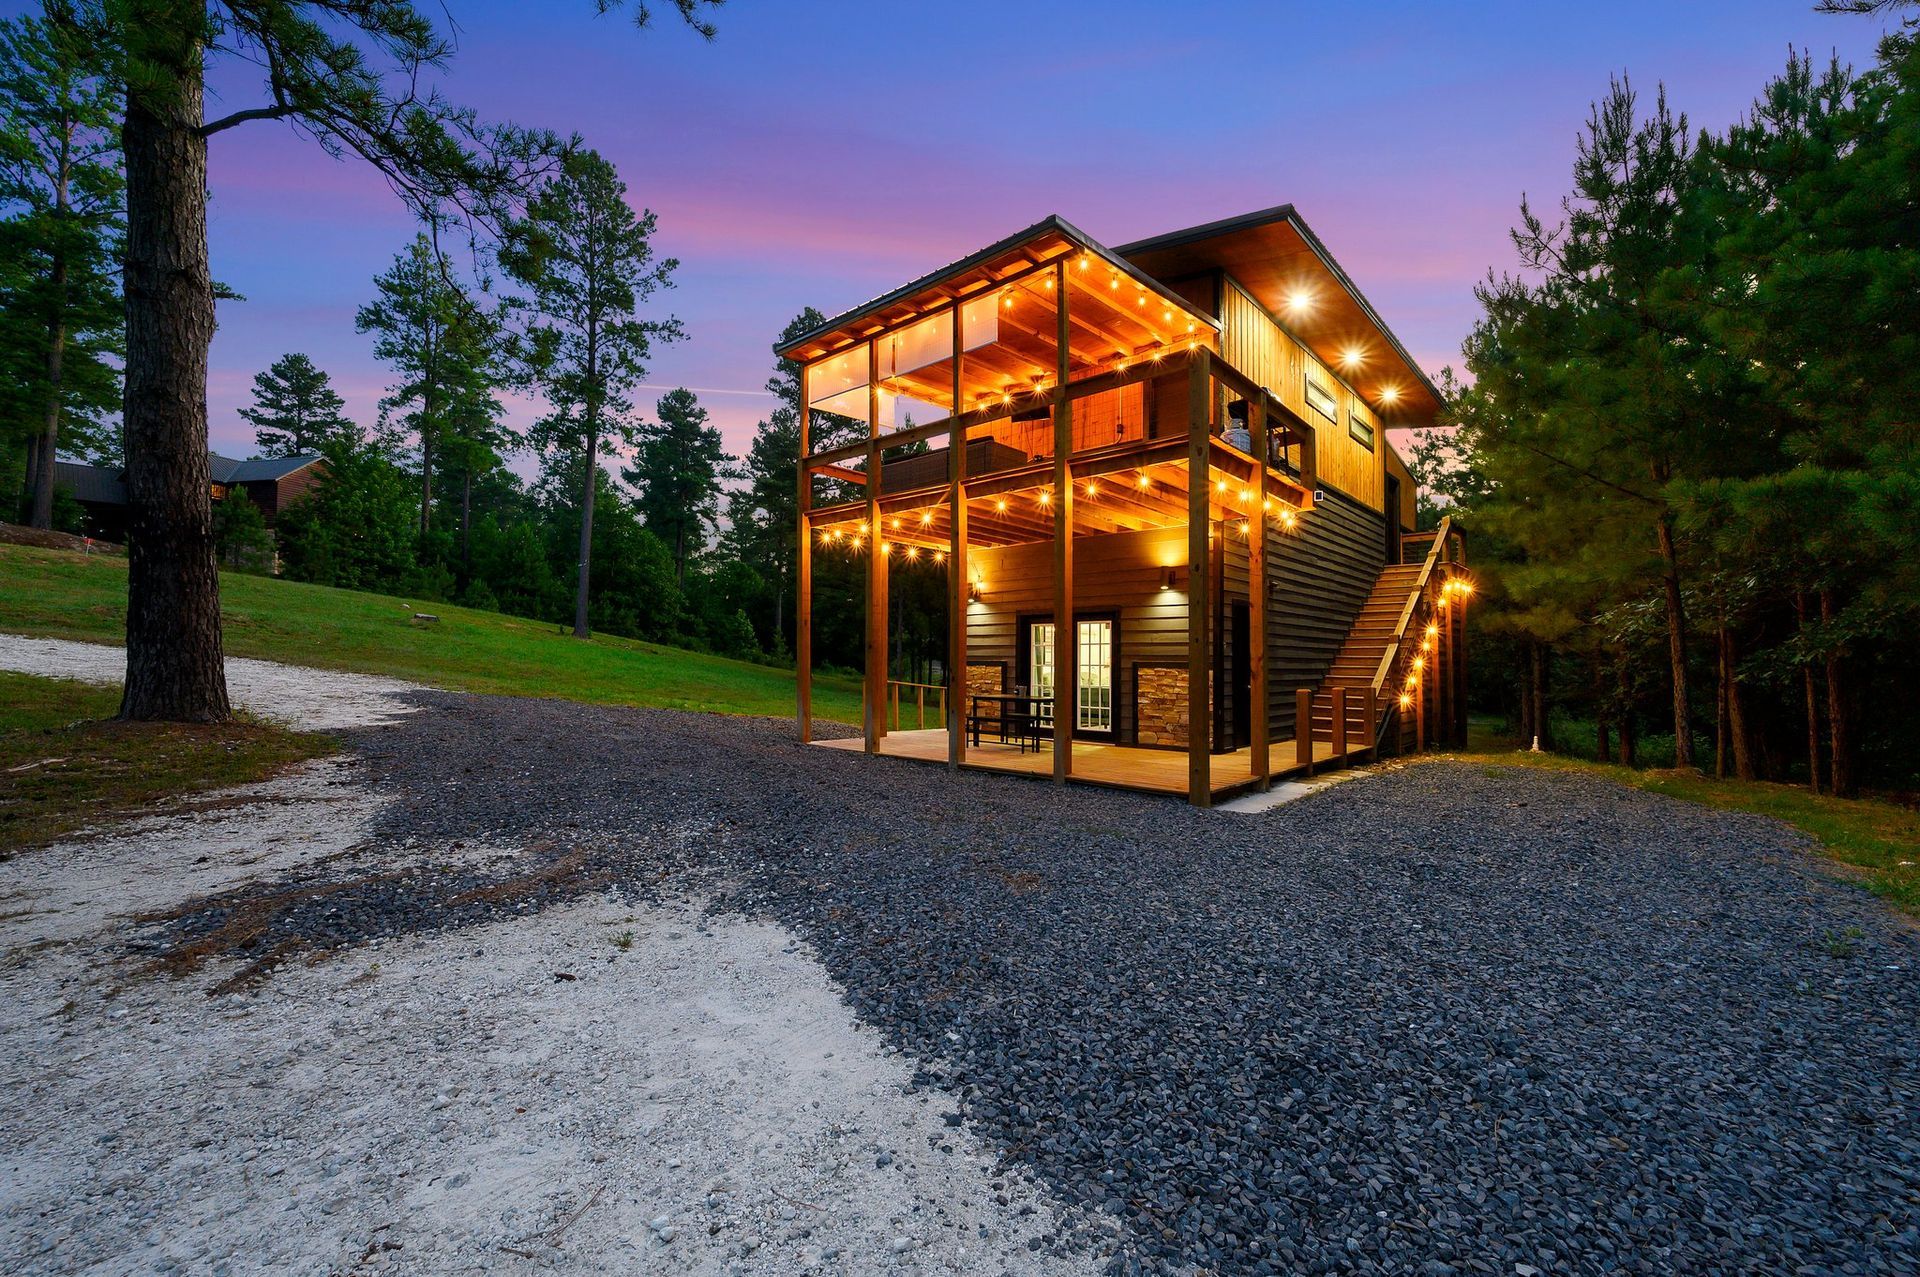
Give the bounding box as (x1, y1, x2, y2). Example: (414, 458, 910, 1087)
(1293, 516, 1467, 767)
(1306, 561, 1428, 746)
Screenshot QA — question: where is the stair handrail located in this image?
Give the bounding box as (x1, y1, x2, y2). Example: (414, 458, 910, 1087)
(1369, 515, 1452, 696)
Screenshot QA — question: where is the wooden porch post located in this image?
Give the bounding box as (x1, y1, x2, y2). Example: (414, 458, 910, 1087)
(1331, 686, 1348, 759)
(1415, 658, 1428, 751)
(1051, 260, 1074, 783)
(947, 306, 967, 770)
(1435, 591, 1450, 752)
(1249, 393, 1269, 788)
(1186, 350, 1212, 806)
(863, 340, 887, 754)
(1296, 688, 1313, 774)
(1454, 571, 1470, 747)
(796, 363, 812, 742)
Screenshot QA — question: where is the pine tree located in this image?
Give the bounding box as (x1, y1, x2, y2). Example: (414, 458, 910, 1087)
(0, 10, 123, 529)
(357, 234, 499, 545)
(238, 353, 356, 456)
(68, 0, 717, 721)
(624, 388, 732, 586)
(501, 148, 681, 639)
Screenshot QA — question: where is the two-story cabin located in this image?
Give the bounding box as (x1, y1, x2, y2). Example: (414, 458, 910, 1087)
(785, 205, 1470, 805)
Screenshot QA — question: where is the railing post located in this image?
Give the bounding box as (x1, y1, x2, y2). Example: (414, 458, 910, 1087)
(1364, 688, 1378, 754)
(1331, 687, 1348, 759)
(916, 684, 925, 730)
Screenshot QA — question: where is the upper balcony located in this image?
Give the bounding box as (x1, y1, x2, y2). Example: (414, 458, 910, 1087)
(778, 217, 1221, 457)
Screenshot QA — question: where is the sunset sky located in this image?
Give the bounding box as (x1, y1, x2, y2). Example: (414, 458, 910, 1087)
(146, 1, 1897, 462)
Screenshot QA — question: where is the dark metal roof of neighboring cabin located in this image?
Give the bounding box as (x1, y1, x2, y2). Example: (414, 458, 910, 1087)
(211, 453, 322, 483)
(53, 460, 125, 506)
(55, 453, 322, 506)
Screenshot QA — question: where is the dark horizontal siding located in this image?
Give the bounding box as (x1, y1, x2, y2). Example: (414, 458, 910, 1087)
(1265, 489, 1385, 740)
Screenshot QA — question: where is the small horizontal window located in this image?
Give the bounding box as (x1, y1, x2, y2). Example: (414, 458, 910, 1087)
(1304, 376, 1336, 423)
(1349, 406, 1375, 450)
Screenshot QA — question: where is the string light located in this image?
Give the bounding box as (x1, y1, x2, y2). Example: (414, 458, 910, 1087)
(994, 498, 1009, 513)
(1039, 488, 1052, 506)
(1136, 471, 1152, 490)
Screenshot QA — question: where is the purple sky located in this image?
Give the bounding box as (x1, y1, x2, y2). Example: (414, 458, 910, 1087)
(54, 1, 1906, 463)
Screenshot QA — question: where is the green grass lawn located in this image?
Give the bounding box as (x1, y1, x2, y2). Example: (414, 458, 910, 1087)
(1461, 718, 1920, 915)
(0, 671, 333, 856)
(0, 544, 860, 723)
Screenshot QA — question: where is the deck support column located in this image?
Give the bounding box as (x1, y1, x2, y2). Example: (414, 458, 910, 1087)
(1186, 351, 1212, 806)
(947, 307, 967, 770)
(1250, 393, 1269, 788)
(1296, 688, 1313, 775)
(1435, 586, 1450, 752)
(796, 364, 812, 742)
(1331, 686, 1348, 759)
(1453, 572, 1470, 747)
(1051, 261, 1074, 784)
(863, 341, 887, 755)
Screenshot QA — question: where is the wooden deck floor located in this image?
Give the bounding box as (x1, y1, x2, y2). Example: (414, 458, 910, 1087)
(813, 728, 1360, 798)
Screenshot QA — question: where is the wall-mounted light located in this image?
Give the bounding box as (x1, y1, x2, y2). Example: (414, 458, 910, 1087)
(1160, 566, 1181, 591)
(968, 579, 982, 603)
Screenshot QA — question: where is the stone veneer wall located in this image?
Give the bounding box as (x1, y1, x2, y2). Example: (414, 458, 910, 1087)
(965, 663, 1005, 701)
(1135, 666, 1213, 749)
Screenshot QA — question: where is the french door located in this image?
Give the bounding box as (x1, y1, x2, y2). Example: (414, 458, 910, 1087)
(1028, 619, 1114, 734)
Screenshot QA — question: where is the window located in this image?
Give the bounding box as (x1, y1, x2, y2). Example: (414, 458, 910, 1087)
(1349, 403, 1375, 450)
(1304, 374, 1337, 424)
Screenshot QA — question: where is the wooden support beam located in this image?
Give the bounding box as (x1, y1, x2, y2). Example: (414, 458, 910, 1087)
(1435, 593, 1450, 753)
(1415, 662, 1428, 752)
(1364, 688, 1378, 755)
(863, 342, 887, 754)
(1186, 350, 1212, 806)
(1331, 687, 1348, 759)
(1250, 395, 1269, 789)
(1052, 261, 1075, 784)
(948, 316, 967, 770)
(796, 364, 813, 742)
(1296, 688, 1313, 774)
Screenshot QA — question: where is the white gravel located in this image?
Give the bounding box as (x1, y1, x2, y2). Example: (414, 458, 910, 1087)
(0, 634, 423, 730)
(0, 634, 1101, 1276)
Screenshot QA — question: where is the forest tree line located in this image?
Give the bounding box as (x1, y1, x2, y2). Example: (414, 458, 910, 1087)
(1412, 19, 1919, 796)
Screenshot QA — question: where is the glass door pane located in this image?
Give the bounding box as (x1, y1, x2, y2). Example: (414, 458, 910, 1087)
(1029, 622, 1054, 710)
(1077, 620, 1112, 731)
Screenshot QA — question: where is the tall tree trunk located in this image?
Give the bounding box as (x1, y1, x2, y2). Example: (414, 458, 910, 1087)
(1615, 662, 1637, 767)
(1725, 628, 1756, 781)
(1714, 626, 1730, 780)
(30, 250, 68, 530)
(1653, 511, 1694, 767)
(1593, 662, 1611, 763)
(1517, 665, 1534, 746)
(1821, 589, 1853, 798)
(118, 21, 230, 722)
(1530, 642, 1551, 751)
(573, 435, 597, 639)
(459, 467, 473, 586)
(1797, 591, 1822, 795)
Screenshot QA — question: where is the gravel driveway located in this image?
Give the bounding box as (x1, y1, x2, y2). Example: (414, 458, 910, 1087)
(94, 689, 1920, 1275)
(5, 650, 1917, 1275)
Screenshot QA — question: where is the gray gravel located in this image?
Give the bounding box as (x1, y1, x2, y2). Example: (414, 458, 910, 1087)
(145, 691, 1920, 1275)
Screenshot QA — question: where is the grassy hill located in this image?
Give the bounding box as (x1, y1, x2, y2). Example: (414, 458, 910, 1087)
(0, 544, 860, 723)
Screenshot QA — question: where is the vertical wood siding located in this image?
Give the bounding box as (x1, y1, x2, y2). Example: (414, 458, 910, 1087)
(1218, 275, 1385, 511)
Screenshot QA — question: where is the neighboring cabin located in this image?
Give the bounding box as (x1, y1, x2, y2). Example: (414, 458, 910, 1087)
(52, 452, 324, 543)
(788, 205, 1471, 805)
